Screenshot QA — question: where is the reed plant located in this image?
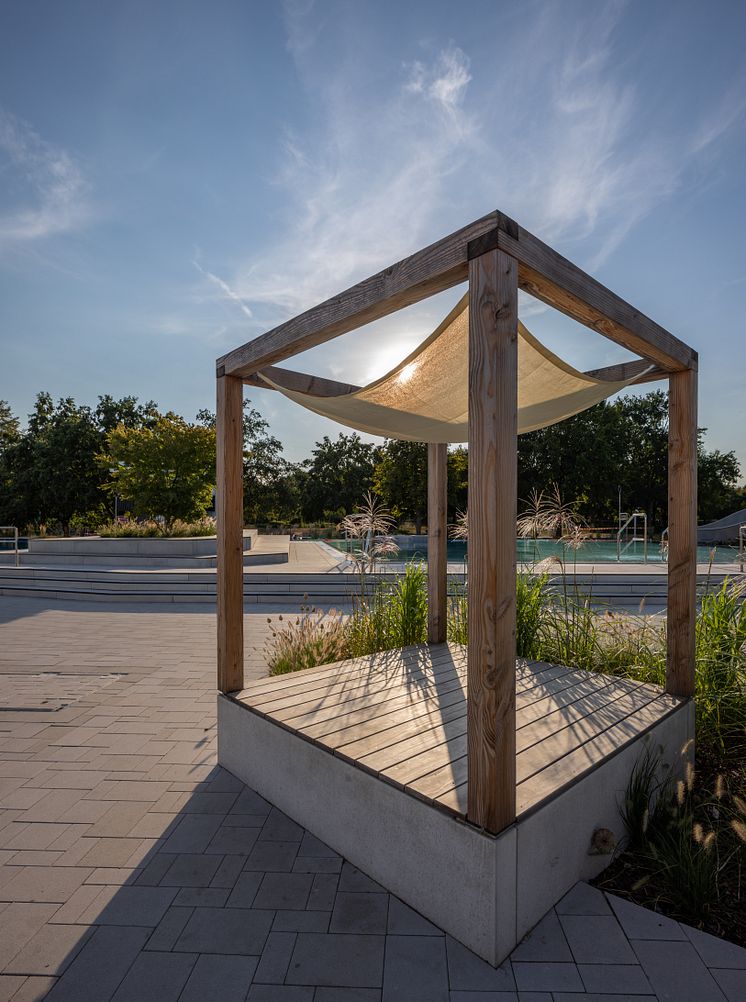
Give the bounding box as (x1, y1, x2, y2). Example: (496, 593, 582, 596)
(346, 562, 428, 657)
(263, 605, 348, 676)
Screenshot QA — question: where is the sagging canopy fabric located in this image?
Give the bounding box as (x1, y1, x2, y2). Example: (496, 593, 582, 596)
(259, 293, 645, 443)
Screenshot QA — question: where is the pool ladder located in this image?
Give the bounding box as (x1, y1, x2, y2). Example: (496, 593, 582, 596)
(617, 511, 648, 563)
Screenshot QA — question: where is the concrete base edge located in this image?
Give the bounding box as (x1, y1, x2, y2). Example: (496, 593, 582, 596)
(217, 694, 694, 966)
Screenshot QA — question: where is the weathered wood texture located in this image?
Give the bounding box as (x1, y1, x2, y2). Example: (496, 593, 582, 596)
(427, 442, 448, 644)
(220, 211, 696, 378)
(666, 369, 698, 698)
(219, 212, 498, 376)
(216, 374, 245, 694)
(233, 645, 683, 820)
(475, 219, 697, 372)
(585, 359, 669, 384)
(244, 366, 360, 397)
(467, 248, 518, 833)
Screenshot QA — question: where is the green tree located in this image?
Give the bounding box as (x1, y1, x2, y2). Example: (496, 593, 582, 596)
(197, 400, 300, 524)
(301, 433, 379, 522)
(101, 414, 216, 525)
(447, 445, 468, 521)
(372, 440, 428, 532)
(95, 394, 159, 433)
(4, 394, 106, 534)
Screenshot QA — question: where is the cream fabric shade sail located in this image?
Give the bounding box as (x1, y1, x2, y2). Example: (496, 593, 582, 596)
(259, 294, 643, 443)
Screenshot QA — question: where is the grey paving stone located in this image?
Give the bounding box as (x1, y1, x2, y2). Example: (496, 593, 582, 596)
(386, 897, 442, 936)
(110, 950, 197, 1002)
(511, 910, 573, 962)
(225, 870, 263, 908)
(273, 909, 331, 933)
(607, 893, 686, 940)
(253, 930, 296, 984)
(683, 924, 746, 969)
(231, 789, 272, 816)
(314, 991, 381, 1002)
(161, 815, 223, 853)
(95, 885, 177, 926)
(247, 987, 314, 1001)
(182, 790, 239, 814)
(244, 840, 299, 871)
(160, 852, 223, 887)
(3, 922, 93, 976)
(579, 962, 653, 994)
(512, 962, 584, 993)
(0, 865, 91, 903)
(552, 995, 656, 1001)
(446, 936, 516, 991)
(145, 906, 194, 951)
(210, 854, 245, 888)
(254, 872, 314, 910)
(713, 968, 746, 1002)
(449, 994, 519, 1002)
(0, 975, 28, 1001)
(206, 825, 260, 855)
(383, 934, 448, 1001)
(632, 938, 728, 1002)
(297, 832, 339, 858)
(338, 862, 385, 893)
(179, 953, 258, 1002)
(133, 852, 176, 887)
(0, 901, 59, 969)
(292, 856, 342, 873)
(559, 914, 637, 965)
(286, 932, 385, 987)
(44, 926, 150, 1002)
(556, 882, 612, 915)
(7, 975, 60, 1000)
(307, 873, 339, 912)
(172, 886, 229, 907)
(259, 809, 304, 842)
(174, 906, 273, 955)
(330, 891, 388, 934)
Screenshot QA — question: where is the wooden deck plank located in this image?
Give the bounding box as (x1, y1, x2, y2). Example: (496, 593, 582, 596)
(233, 648, 680, 825)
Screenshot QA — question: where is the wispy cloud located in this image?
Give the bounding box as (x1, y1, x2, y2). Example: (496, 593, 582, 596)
(208, 0, 744, 378)
(0, 108, 91, 247)
(192, 259, 253, 319)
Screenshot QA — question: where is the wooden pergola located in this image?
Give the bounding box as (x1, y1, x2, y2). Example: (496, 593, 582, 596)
(215, 210, 697, 836)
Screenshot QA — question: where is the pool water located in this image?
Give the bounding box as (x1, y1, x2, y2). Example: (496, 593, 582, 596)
(324, 538, 741, 565)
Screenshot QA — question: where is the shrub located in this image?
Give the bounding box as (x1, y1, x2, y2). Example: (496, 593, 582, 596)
(346, 562, 428, 658)
(97, 517, 216, 538)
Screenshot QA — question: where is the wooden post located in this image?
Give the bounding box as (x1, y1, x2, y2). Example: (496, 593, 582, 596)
(467, 247, 518, 833)
(216, 373, 244, 694)
(666, 368, 697, 697)
(427, 442, 448, 644)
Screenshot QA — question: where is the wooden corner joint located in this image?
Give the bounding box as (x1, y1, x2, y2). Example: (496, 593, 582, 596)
(467, 213, 519, 261)
(216, 365, 226, 378)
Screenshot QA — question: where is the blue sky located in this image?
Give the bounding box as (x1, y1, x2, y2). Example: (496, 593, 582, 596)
(1, 0, 744, 472)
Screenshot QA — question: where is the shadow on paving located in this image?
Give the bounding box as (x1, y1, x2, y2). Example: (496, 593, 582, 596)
(2, 763, 523, 1001)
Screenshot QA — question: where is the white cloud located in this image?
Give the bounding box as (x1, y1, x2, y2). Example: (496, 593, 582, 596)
(0, 109, 91, 247)
(192, 259, 253, 319)
(405, 45, 471, 112)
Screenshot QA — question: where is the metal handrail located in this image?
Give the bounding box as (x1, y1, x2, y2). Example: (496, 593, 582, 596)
(740, 524, 745, 573)
(617, 511, 648, 563)
(660, 526, 669, 560)
(0, 526, 19, 567)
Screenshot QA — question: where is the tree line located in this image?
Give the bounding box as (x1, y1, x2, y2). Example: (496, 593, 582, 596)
(0, 390, 742, 536)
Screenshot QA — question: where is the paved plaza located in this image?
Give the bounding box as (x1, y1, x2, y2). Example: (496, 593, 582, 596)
(0, 597, 744, 1001)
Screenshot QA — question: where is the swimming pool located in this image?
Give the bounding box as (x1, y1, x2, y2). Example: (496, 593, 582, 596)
(324, 538, 741, 565)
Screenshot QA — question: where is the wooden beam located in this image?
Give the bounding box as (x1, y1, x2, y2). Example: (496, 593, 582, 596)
(585, 359, 669, 384)
(216, 374, 245, 694)
(244, 366, 360, 396)
(470, 219, 697, 372)
(218, 212, 499, 376)
(427, 442, 448, 644)
(666, 368, 697, 698)
(467, 247, 518, 834)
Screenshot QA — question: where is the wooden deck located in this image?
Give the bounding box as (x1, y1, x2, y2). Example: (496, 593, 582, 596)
(231, 643, 684, 822)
